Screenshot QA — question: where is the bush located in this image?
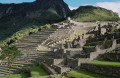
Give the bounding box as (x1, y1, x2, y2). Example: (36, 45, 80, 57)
(0, 24, 51, 47)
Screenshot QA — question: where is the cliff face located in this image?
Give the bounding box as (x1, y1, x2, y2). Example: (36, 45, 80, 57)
(0, 0, 70, 19)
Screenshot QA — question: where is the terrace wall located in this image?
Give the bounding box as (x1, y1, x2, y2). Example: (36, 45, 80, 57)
(102, 53, 120, 61)
(81, 63, 120, 78)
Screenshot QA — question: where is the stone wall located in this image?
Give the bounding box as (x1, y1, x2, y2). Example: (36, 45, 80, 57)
(102, 53, 120, 61)
(83, 47, 96, 53)
(41, 63, 57, 74)
(66, 49, 83, 57)
(116, 39, 120, 44)
(78, 58, 90, 66)
(90, 40, 118, 60)
(67, 58, 90, 69)
(67, 58, 78, 68)
(73, 54, 89, 58)
(81, 63, 120, 78)
(45, 58, 64, 66)
(55, 49, 65, 58)
(54, 65, 70, 74)
(45, 58, 54, 66)
(54, 65, 61, 74)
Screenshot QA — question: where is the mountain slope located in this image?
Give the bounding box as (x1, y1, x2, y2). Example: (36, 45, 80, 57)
(0, 0, 70, 19)
(69, 6, 119, 22)
(0, 0, 70, 43)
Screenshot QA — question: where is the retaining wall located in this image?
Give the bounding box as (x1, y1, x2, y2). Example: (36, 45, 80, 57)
(81, 63, 120, 78)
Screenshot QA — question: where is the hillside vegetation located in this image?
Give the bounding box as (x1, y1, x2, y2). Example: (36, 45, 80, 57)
(0, 14, 54, 46)
(0, 0, 70, 46)
(69, 6, 120, 22)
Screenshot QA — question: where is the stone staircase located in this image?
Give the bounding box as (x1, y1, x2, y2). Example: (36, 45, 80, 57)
(14, 29, 57, 62)
(41, 29, 73, 48)
(36, 28, 73, 62)
(0, 61, 30, 75)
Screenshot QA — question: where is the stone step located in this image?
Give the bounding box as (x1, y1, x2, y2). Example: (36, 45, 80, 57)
(42, 39, 52, 45)
(30, 33, 51, 36)
(31, 31, 55, 35)
(28, 35, 50, 38)
(0, 71, 14, 75)
(16, 43, 41, 47)
(0, 67, 18, 71)
(15, 42, 39, 45)
(30, 29, 56, 35)
(16, 45, 38, 48)
(0, 64, 27, 67)
(17, 38, 48, 41)
(16, 40, 43, 43)
(15, 42, 41, 45)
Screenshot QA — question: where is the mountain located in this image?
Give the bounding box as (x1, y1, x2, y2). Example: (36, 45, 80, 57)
(0, 0, 70, 43)
(69, 6, 119, 22)
(0, 0, 70, 19)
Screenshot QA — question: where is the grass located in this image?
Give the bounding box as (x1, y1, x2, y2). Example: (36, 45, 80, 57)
(0, 74, 28, 78)
(0, 24, 51, 47)
(53, 74, 63, 78)
(85, 60, 120, 67)
(67, 70, 113, 78)
(52, 70, 112, 78)
(83, 46, 95, 48)
(30, 76, 49, 78)
(30, 66, 49, 77)
(69, 6, 119, 22)
(0, 69, 113, 78)
(85, 41, 103, 46)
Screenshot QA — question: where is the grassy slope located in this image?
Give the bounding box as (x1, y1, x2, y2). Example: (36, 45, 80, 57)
(69, 6, 119, 22)
(85, 60, 120, 67)
(0, 67, 113, 78)
(30, 66, 49, 77)
(67, 70, 113, 78)
(30, 76, 49, 78)
(0, 74, 28, 78)
(0, 8, 62, 46)
(53, 70, 112, 78)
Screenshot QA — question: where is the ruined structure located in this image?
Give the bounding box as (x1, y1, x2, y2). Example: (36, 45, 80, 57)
(0, 18, 120, 76)
(42, 21, 120, 74)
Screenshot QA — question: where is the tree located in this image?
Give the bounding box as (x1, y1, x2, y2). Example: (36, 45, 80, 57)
(0, 45, 22, 78)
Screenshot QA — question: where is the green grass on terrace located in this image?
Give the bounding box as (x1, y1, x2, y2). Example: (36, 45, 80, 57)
(67, 70, 113, 78)
(53, 70, 113, 78)
(30, 66, 49, 77)
(0, 74, 28, 78)
(30, 76, 49, 78)
(85, 60, 120, 67)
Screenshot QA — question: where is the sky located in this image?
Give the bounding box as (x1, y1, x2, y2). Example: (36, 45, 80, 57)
(0, 0, 120, 16)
